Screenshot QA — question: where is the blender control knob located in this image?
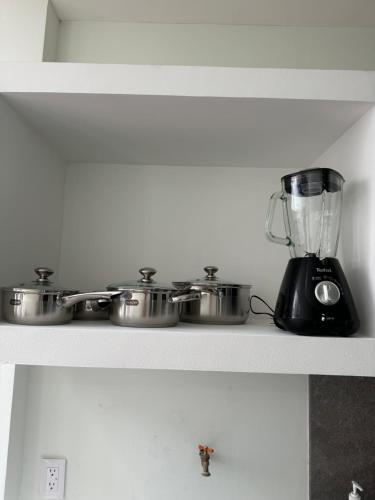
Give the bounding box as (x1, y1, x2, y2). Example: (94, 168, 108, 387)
(314, 281, 340, 306)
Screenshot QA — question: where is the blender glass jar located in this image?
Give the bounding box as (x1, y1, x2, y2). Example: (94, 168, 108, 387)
(266, 168, 344, 259)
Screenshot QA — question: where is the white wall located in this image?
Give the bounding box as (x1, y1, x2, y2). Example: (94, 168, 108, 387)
(18, 368, 308, 500)
(0, 366, 15, 500)
(3, 367, 29, 500)
(0, 0, 49, 62)
(57, 22, 375, 69)
(42, 1, 60, 62)
(58, 163, 290, 305)
(315, 106, 375, 336)
(0, 96, 66, 286)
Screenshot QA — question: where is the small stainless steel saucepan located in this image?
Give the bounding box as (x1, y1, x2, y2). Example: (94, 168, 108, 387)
(173, 266, 252, 324)
(2, 267, 80, 325)
(62, 267, 201, 328)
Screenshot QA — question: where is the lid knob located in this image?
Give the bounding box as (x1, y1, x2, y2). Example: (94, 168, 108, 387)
(34, 267, 54, 282)
(139, 267, 157, 283)
(204, 266, 219, 280)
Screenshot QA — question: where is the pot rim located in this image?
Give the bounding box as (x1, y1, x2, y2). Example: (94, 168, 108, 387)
(106, 284, 179, 293)
(2, 287, 79, 295)
(173, 282, 252, 290)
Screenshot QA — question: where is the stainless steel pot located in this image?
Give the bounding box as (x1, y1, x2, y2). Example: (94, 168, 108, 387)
(173, 266, 252, 324)
(2, 267, 80, 325)
(62, 267, 201, 328)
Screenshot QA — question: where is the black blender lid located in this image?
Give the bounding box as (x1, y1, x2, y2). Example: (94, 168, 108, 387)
(281, 168, 344, 196)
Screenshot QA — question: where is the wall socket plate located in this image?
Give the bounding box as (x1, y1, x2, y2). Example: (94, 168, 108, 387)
(40, 458, 66, 499)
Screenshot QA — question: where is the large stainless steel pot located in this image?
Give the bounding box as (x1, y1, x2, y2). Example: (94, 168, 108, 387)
(62, 267, 201, 328)
(2, 267, 80, 325)
(173, 266, 252, 324)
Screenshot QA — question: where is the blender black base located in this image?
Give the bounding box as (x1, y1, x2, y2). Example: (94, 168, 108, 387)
(274, 257, 360, 337)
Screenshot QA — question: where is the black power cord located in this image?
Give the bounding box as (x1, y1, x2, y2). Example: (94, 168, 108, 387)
(250, 295, 275, 319)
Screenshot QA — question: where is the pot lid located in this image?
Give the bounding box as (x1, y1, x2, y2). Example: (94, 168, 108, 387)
(107, 267, 177, 292)
(2, 267, 78, 294)
(173, 266, 251, 289)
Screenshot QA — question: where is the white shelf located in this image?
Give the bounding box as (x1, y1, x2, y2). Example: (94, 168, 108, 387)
(0, 63, 374, 166)
(0, 319, 374, 376)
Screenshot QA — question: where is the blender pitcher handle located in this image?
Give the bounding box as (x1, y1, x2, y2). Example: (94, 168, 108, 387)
(265, 191, 291, 246)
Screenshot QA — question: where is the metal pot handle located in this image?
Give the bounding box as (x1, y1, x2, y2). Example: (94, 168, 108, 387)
(169, 291, 201, 304)
(265, 191, 291, 246)
(59, 291, 122, 308)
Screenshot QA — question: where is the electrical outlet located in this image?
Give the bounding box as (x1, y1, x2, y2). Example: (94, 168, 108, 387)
(40, 459, 66, 499)
(46, 467, 59, 494)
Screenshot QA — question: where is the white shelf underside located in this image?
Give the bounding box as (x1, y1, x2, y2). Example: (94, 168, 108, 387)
(0, 63, 374, 166)
(0, 319, 374, 376)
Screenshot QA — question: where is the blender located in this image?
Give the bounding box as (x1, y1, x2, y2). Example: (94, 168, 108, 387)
(266, 167, 359, 336)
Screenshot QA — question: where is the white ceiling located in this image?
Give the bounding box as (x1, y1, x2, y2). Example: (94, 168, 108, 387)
(4, 92, 371, 167)
(51, 0, 375, 27)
